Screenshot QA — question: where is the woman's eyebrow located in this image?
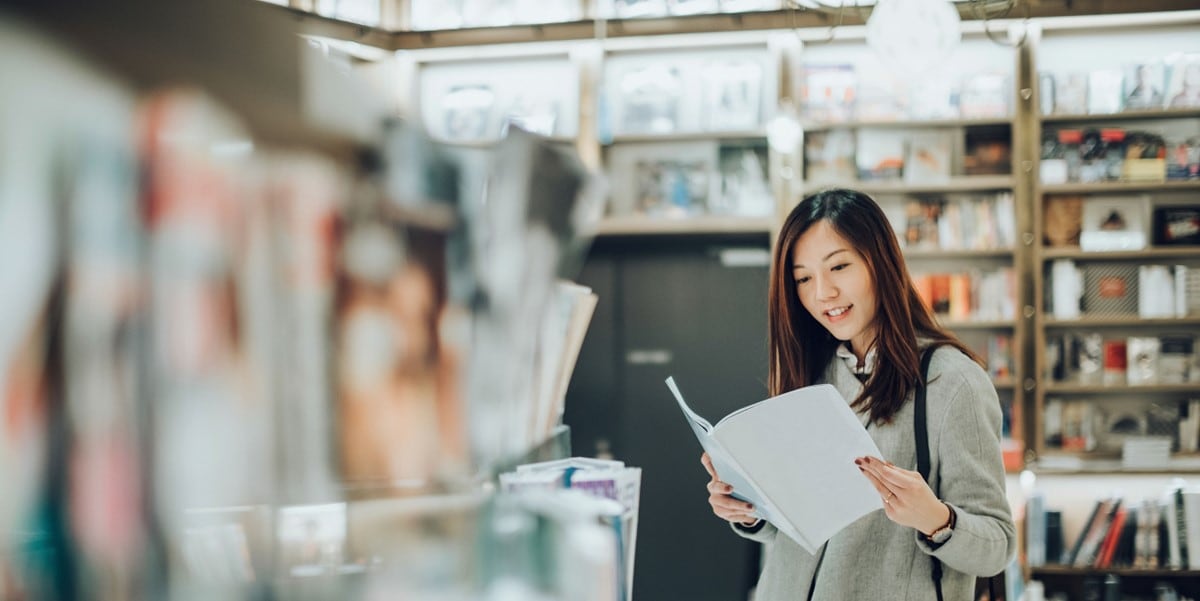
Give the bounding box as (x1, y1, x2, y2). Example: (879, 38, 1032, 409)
(792, 248, 849, 270)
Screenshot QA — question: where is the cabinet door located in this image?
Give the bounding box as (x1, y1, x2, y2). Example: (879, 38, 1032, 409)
(603, 236, 770, 601)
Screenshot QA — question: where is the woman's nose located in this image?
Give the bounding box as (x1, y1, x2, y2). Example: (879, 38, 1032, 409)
(814, 275, 838, 300)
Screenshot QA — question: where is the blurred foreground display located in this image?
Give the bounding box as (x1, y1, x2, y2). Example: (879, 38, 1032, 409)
(0, 1, 625, 599)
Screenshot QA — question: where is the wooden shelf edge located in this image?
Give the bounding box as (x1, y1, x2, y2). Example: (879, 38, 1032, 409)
(937, 319, 1017, 329)
(252, 2, 1200, 50)
(1031, 453, 1200, 474)
(803, 117, 1012, 131)
(1042, 383, 1200, 394)
(1042, 180, 1200, 194)
(1041, 108, 1200, 123)
(1030, 566, 1200, 577)
(1043, 316, 1200, 327)
(904, 248, 1015, 259)
(1040, 246, 1200, 260)
(592, 215, 775, 236)
(814, 176, 1016, 194)
(604, 130, 767, 144)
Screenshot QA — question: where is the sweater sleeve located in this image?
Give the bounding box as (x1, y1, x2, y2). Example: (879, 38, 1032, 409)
(914, 368, 1017, 576)
(730, 518, 777, 544)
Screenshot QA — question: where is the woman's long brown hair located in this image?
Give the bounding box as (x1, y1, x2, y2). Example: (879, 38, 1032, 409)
(768, 188, 982, 425)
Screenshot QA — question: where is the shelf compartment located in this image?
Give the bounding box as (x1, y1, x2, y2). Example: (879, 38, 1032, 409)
(1040, 107, 1200, 124)
(841, 176, 1015, 195)
(1043, 316, 1200, 328)
(592, 215, 775, 236)
(1041, 383, 1200, 394)
(1040, 246, 1200, 261)
(802, 117, 1012, 131)
(1041, 181, 1200, 194)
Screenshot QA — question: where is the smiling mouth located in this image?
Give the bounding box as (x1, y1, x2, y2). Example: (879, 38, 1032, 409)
(825, 305, 852, 319)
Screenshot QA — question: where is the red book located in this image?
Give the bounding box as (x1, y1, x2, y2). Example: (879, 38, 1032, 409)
(1095, 507, 1128, 568)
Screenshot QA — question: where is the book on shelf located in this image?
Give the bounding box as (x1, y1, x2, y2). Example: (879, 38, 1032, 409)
(1068, 496, 1121, 566)
(1123, 62, 1167, 111)
(963, 132, 1011, 176)
(702, 59, 762, 131)
(855, 129, 905, 181)
(1081, 263, 1140, 316)
(1095, 505, 1129, 568)
(907, 76, 958, 120)
(1165, 53, 1200, 109)
(664, 377, 884, 553)
(804, 129, 857, 184)
(1153, 206, 1200, 246)
(1079, 196, 1148, 252)
(959, 73, 1010, 119)
(1053, 72, 1089, 115)
(1088, 69, 1125, 114)
(800, 64, 856, 123)
(904, 131, 954, 184)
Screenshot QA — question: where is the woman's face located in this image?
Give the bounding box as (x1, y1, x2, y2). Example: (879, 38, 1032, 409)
(790, 220, 878, 354)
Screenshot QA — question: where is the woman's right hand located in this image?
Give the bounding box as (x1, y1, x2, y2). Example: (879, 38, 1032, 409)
(701, 452, 758, 526)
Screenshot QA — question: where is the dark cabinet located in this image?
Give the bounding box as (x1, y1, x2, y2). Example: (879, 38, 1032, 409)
(565, 234, 770, 601)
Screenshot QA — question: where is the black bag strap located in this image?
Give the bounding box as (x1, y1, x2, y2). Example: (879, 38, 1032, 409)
(917, 345, 999, 601)
(914, 346, 945, 601)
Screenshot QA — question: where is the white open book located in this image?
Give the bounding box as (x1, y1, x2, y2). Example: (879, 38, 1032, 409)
(665, 376, 885, 553)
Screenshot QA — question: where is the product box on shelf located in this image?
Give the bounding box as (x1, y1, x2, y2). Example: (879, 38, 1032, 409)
(1153, 206, 1200, 245)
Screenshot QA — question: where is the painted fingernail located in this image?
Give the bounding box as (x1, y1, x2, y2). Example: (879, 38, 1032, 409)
(854, 458, 863, 465)
(724, 485, 733, 493)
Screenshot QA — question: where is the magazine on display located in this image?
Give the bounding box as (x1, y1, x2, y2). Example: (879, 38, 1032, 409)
(702, 59, 762, 131)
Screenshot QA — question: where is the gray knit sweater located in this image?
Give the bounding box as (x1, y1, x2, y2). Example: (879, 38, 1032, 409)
(732, 345, 1016, 601)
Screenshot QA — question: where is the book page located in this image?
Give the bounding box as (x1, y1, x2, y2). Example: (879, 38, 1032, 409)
(711, 384, 884, 553)
(666, 377, 790, 531)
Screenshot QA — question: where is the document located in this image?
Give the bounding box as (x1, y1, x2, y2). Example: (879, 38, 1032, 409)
(665, 376, 884, 553)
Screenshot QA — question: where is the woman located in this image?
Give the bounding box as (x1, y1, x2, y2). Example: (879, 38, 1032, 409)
(702, 189, 1015, 600)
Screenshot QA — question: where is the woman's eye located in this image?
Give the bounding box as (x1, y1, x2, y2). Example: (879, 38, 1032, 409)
(831, 263, 849, 272)
(795, 276, 810, 285)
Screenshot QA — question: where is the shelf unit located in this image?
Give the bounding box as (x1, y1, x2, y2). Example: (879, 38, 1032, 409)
(785, 31, 1032, 470)
(1028, 21, 1200, 477)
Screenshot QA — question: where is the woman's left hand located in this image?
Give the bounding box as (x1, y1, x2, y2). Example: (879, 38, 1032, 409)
(855, 455, 950, 536)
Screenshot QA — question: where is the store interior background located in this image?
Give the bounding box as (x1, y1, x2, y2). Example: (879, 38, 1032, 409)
(1, 1, 1199, 600)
